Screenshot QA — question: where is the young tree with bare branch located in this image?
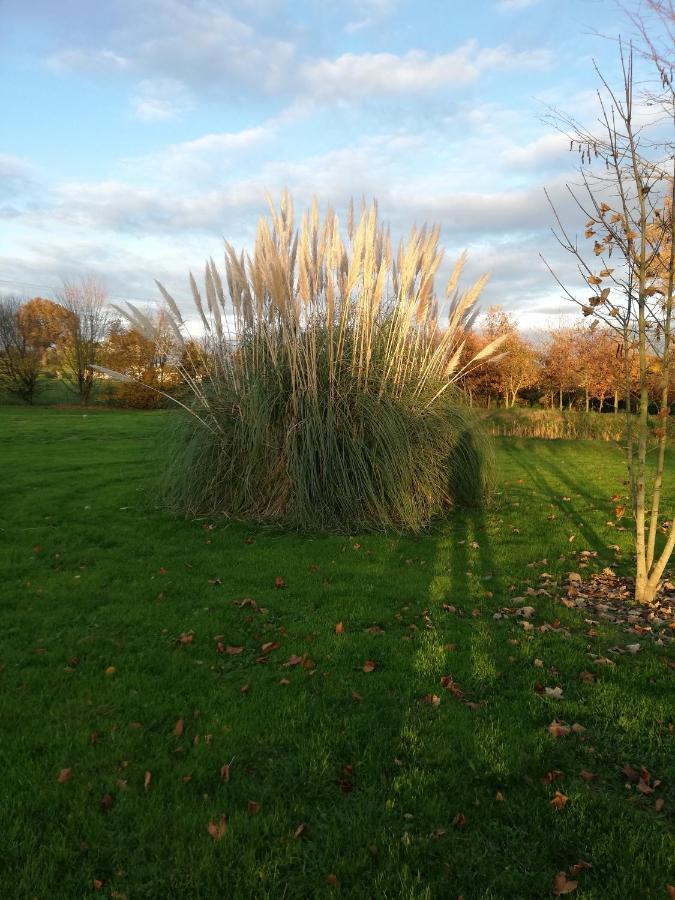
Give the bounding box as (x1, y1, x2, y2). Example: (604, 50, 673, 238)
(544, 17, 674, 602)
(59, 277, 113, 405)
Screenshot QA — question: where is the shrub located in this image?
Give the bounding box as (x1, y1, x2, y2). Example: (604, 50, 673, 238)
(484, 407, 664, 442)
(98, 194, 504, 531)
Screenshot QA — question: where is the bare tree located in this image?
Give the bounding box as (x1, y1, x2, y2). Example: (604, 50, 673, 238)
(544, 18, 675, 603)
(59, 277, 113, 405)
(0, 295, 42, 404)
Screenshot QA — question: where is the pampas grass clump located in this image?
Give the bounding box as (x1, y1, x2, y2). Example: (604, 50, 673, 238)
(99, 193, 505, 531)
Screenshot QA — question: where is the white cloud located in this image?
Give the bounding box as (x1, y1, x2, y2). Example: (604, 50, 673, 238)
(301, 43, 551, 101)
(47, 0, 296, 96)
(502, 133, 569, 168)
(131, 79, 192, 122)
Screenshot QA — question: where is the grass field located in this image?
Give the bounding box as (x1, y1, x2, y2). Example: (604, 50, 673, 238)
(0, 408, 673, 899)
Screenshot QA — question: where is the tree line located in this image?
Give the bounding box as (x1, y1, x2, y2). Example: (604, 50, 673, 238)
(0, 281, 670, 413)
(461, 305, 668, 413)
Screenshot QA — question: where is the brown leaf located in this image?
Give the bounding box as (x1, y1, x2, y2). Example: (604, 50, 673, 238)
(622, 764, 639, 782)
(362, 660, 377, 673)
(542, 770, 565, 785)
(451, 812, 466, 828)
(326, 873, 339, 887)
(579, 670, 595, 684)
(548, 721, 571, 738)
(99, 793, 115, 812)
(274, 577, 286, 589)
(334, 622, 345, 635)
(550, 790, 568, 810)
(144, 771, 152, 791)
(220, 763, 231, 782)
(57, 768, 73, 784)
(351, 691, 363, 702)
(207, 815, 226, 840)
(552, 871, 578, 895)
(92, 879, 105, 891)
(176, 632, 194, 645)
(579, 770, 598, 782)
(419, 693, 441, 707)
(284, 654, 305, 667)
(261, 641, 280, 652)
(240, 683, 250, 695)
(495, 791, 505, 803)
(569, 861, 592, 876)
(225, 645, 243, 655)
(655, 798, 664, 812)
(293, 823, 306, 840)
(247, 800, 261, 815)
(174, 718, 184, 738)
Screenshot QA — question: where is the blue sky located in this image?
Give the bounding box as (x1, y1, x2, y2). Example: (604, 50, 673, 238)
(0, 0, 635, 325)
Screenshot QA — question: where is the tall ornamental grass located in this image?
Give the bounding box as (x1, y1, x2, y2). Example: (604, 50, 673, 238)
(96, 193, 505, 531)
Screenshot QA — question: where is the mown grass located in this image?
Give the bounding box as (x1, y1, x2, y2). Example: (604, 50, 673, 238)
(0, 408, 673, 899)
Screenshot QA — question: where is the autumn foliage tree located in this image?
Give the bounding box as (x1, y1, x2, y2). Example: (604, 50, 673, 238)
(461, 306, 538, 407)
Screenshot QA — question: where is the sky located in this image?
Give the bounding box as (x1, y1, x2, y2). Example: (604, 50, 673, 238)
(0, 0, 645, 327)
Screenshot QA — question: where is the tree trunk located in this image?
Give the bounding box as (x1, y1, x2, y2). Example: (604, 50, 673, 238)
(559, 388, 563, 411)
(585, 388, 589, 413)
(614, 390, 618, 414)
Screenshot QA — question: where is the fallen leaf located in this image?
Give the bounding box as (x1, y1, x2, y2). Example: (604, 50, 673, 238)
(326, 873, 339, 887)
(207, 815, 226, 840)
(174, 718, 184, 738)
(105, 666, 116, 677)
(362, 660, 377, 673)
(335, 622, 345, 635)
(247, 800, 261, 815)
(622, 764, 639, 782)
(419, 693, 441, 707)
(534, 659, 545, 668)
(548, 721, 571, 738)
(99, 793, 115, 812)
(552, 871, 578, 895)
(57, 768, 72, 784)
(284, 654, 305, 667)
(495, 791, 505, 803)
(579, 770, 598, 782)
(351, 691, 363, 702)
(569, 861, 592, 876)
(144, 771, 152, 791)
(545, 686, 564, 700)
(293, 823, 306, 840)
(542, 770, 565, 785)
(655, 798, 664, 812)
(274, 577, 286, 590)
(225, 646, 243, 655)
(240, 683, 250, 695)
(579, 670, 595, 684)
(452, 812, 466, 828)
(550, 790, 569, 810)
(261, 641, 280, 653)
(176, 633, 193, 645)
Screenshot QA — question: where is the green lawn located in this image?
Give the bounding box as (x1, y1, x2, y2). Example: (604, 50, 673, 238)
(0, 408, 673, 899)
